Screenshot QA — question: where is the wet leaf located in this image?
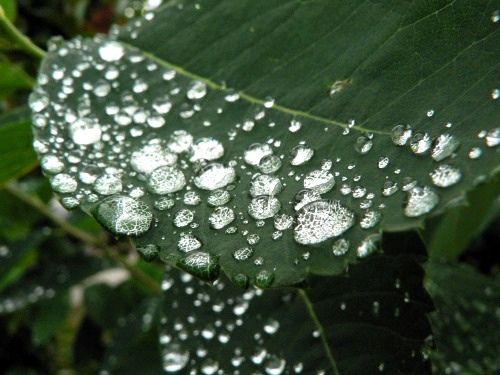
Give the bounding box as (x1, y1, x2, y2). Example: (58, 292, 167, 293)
(155, 232, 432, 374)
(425, 262, 500, 374)
(30, 0, 500, 286)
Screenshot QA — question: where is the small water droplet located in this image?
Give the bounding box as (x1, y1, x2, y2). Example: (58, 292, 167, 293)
(404, 186, 439, 217)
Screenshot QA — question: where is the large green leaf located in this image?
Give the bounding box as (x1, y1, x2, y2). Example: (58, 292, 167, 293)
(425, 262, 500, 374)
(29, 0, 500, 286)
(154, 232, 432, 374)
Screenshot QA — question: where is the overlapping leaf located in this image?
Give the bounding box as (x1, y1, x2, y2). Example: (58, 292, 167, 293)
(30, 0, 500, 286)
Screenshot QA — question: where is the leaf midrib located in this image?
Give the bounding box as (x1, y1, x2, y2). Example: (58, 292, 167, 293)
(119, 41, 390, 135)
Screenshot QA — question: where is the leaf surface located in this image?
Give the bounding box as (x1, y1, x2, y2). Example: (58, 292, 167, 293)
(30, 0, 500, 286)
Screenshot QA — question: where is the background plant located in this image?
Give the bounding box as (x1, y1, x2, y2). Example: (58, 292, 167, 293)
(0, 0, 499, 374)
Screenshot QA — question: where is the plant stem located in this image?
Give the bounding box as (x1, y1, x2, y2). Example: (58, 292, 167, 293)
(0, 6, 46, 59)
(3, 182, 161, 295)
(299, 289, 340, 375)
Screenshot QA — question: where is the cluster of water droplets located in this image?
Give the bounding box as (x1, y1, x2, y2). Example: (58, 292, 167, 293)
(29, 30, 498, 285)
(157, 267, 329, 374)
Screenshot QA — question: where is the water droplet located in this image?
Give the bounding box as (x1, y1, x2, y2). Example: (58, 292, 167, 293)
(391, 124, 412, 146)
(430, 164, 462, 187)
(137, 244, 159, 261)
(69, 118, 102, 145)
(431, 133, 460, 161)
(274, 213, 294, 231)
(93, 196, 152, 236)
(289, 119, 302, 133)
(177, 233, 202, 253)
(161, 342, 189, 372)
(154, 197, 175, 211)
(194, 163, 236, 191)
(130, 143, 177, 175)
(264, 355, 286, 375)
(177, 251, 219, 282)
(332, 238, 349, 256)
(41, 155, 64, 174)
(244, 143, 273, 166)
(232, 246, 254, 261)
(209, 206, 235, 229)
(29, 90, 49, 112)
(355, 136, 373, 154)
(189, 138, 224, 162)
(290, 145, 314, 166)
(173, 209, 194, 228)
(147, 166, 186, 194)
(378, 157, 389, 169)
(250, 175, 283, 197)
(255, 270, 274, 288)
(248, 196, 281, 220)
(485, 128, 500, 147)
(187, 81, 207, 100)
(303, 169, 335, 193)
(98, 41, 124, 62)
(360, 210, 381, 229)
(50, 173, 78, 193)
(258, 154, 282, 174)
(94, 173, 122, 195)
(404, 186, 439, 217)
(382, 181, 399, 196)
(207, 189, 231, 206)
(409, 133, 432, 154)
(468, 147, 482, 159)
(294, 200, 355, 245)
(356, 234, 381, 257)
(167, 130, 193, 153)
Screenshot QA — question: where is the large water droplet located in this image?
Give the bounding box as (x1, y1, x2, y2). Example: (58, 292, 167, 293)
(250, 175, 283, 197)
(303, 170, 335, 193)
(404, 186, 439, 217)
(98, 41, 125, 62)
(391, 124, 412, 146)
(147, 166, 186, 194)
(92, 196, 152, 236)
(431, 133, 460, 161)
(294, 200, 354, 245)
(430, 164, 462, 187)
(194, 163, 236, 191)
(232, 246, 254, 261)
(209, 206, 235, 229)
(409, 133, 432, 154)
(248, 196, 281, 220)
(130, 143, 177, 175)
(177, 233, 202, 253)
(69, 118, 102, 145)
(243, 143, 273, 166)
(189, 138, 224, 162)
(177, 251, 220, 282)
(290, 145, 314, 166)
(161, 342, 189, 373)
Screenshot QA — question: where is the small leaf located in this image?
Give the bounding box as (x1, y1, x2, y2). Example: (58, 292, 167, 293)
(425, 261, 500, 374)
(423, 174, 500, 260)
(0, 108, 37, 185)
(30, 0, 500, 286)
(0, 56, 33, 98)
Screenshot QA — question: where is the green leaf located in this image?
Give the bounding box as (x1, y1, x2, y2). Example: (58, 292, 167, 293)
(425, 261, 500, 374)
(30, 0, 500, 287)
(0, 0, 17, 21)
(155, 232, 432, 374)
(0, 108, 37, 186)
(0, 56, 34, 98)
(423, 173, 500, 260)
